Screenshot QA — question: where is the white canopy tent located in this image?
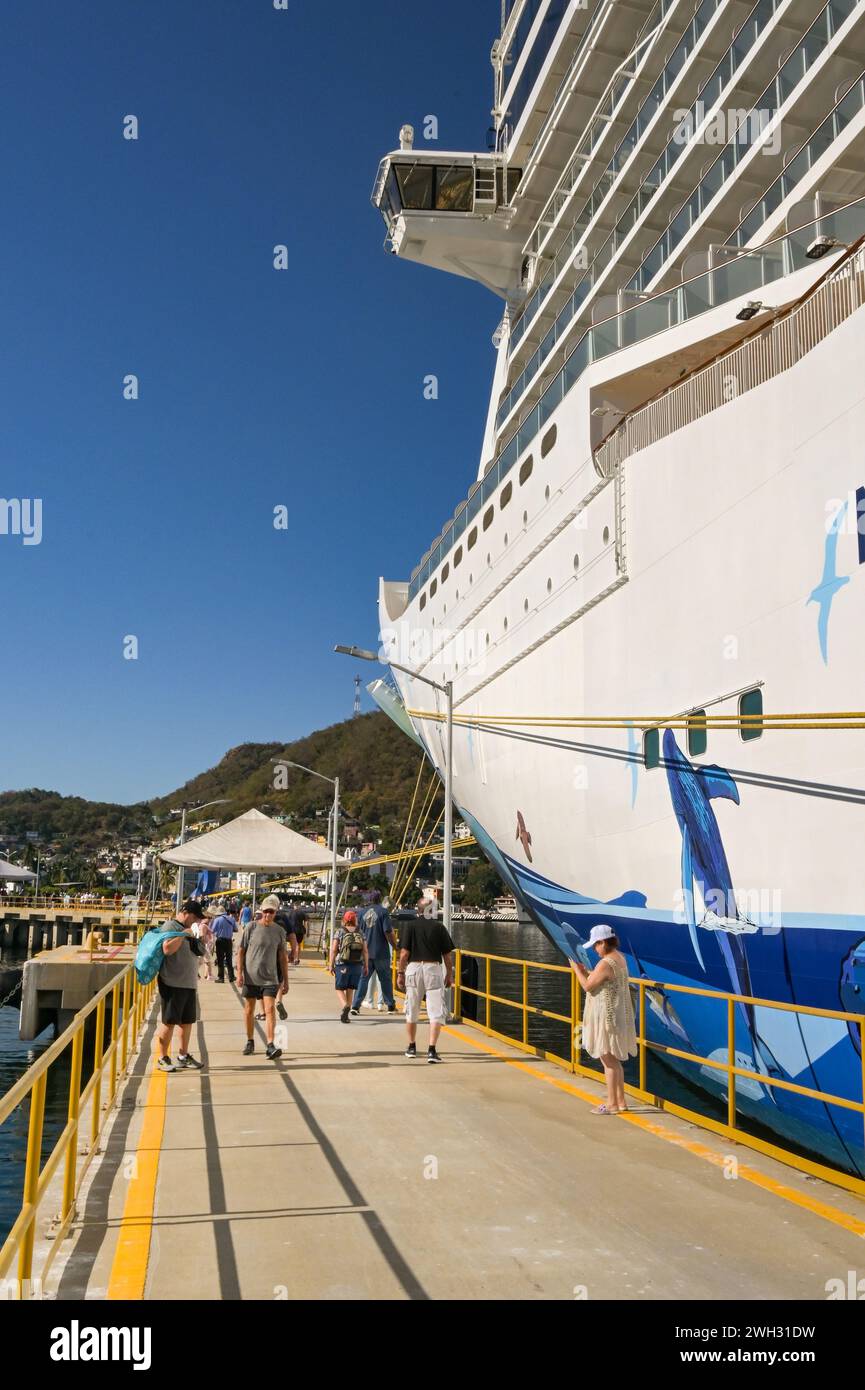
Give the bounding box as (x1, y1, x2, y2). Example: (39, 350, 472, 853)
(160, 808, 348, 872)
(1, 857, 37, 883)
(160, 808, 348, 915)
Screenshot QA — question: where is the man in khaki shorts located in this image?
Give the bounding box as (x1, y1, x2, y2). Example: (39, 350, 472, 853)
(396, 903, 455, 1064)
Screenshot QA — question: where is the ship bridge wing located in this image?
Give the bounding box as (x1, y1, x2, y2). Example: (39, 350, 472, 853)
(371, 144, 525, 297)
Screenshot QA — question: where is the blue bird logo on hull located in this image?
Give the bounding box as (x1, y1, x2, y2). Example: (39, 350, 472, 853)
(808, 500, 849, 663)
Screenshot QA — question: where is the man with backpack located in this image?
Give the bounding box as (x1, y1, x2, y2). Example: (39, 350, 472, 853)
(350, 891, 396, 1015)
(238, 894, 289, 1060)
(329, 909, 369, 1023)
(155, 900, 208, 1073)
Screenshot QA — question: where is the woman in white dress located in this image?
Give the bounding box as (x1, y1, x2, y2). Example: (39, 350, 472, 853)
(570, 923, 637, 1115)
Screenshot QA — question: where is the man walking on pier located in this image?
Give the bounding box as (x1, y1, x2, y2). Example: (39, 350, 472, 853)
(396, 903, 455, 1063)
(350, 891, 397, 1015)
(156, 900, 206, 1073)
(238, 894, 289, 1060)
(208, 903, 238, 983)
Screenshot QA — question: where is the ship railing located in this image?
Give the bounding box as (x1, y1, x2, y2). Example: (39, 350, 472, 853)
(504, 0, 845, 407)
(594, 230, 865, 476)
(0, 962, 157, 1298)
(407, 194, 865, 599)
(395, 947, 865, 1198)
(514, 0, 721, 345)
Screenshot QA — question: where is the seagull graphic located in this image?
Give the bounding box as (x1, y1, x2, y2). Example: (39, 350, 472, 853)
(515, 811, 533, 862)
(807, 501, 849, 664)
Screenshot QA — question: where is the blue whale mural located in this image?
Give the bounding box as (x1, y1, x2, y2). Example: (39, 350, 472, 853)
(662, 729, 780, 1087)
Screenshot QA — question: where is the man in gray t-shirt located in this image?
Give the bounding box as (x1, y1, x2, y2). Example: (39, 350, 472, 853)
(237, 895, 289, 1060)
(155, 900, 207, 1074)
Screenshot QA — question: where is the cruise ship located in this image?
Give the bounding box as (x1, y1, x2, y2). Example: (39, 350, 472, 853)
(370, 0, 865, 1175)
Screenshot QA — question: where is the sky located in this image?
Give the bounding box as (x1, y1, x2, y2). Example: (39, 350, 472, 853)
(0, 0, 502, 803)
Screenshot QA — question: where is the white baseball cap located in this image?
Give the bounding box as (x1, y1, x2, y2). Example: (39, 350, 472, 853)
(583, 923, 616, 951)
(260, 894, 281, 912)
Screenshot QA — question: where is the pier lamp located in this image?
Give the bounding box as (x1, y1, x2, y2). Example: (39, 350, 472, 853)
(334, 644, 455, 938)
(277, 761, 340, 956)
(169, 799, 229, 909)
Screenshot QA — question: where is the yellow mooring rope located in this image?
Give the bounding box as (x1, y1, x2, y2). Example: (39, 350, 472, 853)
(405, 709, 865, 731)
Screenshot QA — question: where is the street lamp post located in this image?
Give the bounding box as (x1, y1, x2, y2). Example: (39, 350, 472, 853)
(335, 645, 454, 936)
(278, 762, 340, 956)
(169, 799, 229, 909)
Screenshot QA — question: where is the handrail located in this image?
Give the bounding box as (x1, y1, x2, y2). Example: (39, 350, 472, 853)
(0, 960, 157, 1295)
(407, 193, 865, 598)
(403, 946, 865, 1196)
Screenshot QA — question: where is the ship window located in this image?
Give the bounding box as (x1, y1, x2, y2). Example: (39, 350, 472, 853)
(644, 728, 660, 769)
(688, 710, 707, 757)
(419, 593, 426, 611)
(453, 545, 463, 568)
(541, 425, 557, 458)
(467, 527, 478, 550)
(395, 162, 434, 210)
(429, 577, 438, 597)
(435, 165, 474, 212)
(603, 526, 610, 544)
(483, 506, 494, 530)
(441, 562, 449, 583)
(519, 456, 534, 485)
(739, 688, 763, 741)
(500, 482, 513, 509)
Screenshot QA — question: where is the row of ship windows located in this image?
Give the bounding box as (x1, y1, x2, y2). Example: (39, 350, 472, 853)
(643, 689, 764, 766)
(419, 427, 560, 611)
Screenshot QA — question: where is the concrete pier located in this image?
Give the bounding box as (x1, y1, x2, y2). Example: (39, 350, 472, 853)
(19, 943, 135, 1039)
(42, 960, 865, 1302)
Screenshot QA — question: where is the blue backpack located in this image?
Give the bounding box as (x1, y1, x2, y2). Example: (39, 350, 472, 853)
(134, 927, 188, 985)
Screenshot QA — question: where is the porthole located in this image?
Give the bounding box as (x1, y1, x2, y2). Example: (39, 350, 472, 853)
(486, 633, 490, 645)
(739, 688, 763, 741)
(603, 526, 610, 544)
(483, 505, 494, 531)
(467, 527, 478, 550)
(524, 598, 529, 612)
(504, 532, 508, 547)
(523, 510, 528, 525)
(441, 562, 449, 582)
(541, 425, 557, 458)
(487, 552, 491, 566)
(454, 545, 463, 568)
(443, 604, 446, 614)
(546, 578, 552, 593)
(430, 578, 437, 597)
(644, 728, 660, 770)
(500, 482, 513, 510)
(573, 554, 580, 572)
(455, 588, 460, 600)
(503, 617, 508, 632)
(419, 593, 427, 610)
(544, 485, 550, 502)
(469, 573, 473, 583)
(688, 710, 707, 758)
(519, 456, 534, 486)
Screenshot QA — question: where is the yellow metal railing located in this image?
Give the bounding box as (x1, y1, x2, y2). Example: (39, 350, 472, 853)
(396, 945, 865, 1198)
(0, 961, 158, 1297)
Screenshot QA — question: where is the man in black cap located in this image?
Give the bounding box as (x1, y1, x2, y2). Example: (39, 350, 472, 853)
(155, 900, 207, 1073)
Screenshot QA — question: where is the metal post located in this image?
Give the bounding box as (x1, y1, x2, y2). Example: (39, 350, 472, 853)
(176, 807, 188, 910)
(17, 1070, 47, 1286)
(443, 682, 453, 940)
(330, 776, 339, 956)
(62, 1029, 84, 1223)
(727, 996, 736, 1130)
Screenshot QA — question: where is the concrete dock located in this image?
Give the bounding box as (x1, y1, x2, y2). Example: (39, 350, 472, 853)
(44, 960, 865, 1301)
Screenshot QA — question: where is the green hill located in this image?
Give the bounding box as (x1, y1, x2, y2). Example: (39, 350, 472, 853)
(0, 713, 440, 855)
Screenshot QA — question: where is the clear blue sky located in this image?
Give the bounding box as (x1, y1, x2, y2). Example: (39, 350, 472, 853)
(0, 0, 501, 803)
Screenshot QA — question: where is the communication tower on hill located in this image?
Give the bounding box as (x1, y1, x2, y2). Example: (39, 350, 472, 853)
(353, 675, 361, 718)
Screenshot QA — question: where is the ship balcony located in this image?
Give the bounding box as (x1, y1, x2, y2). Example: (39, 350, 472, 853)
(371, 148, 525, 295)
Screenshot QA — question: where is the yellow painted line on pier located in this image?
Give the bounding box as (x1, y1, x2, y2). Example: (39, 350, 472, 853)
(444, 1024, 865, 1240)
(106, 1057, 167, 1301)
